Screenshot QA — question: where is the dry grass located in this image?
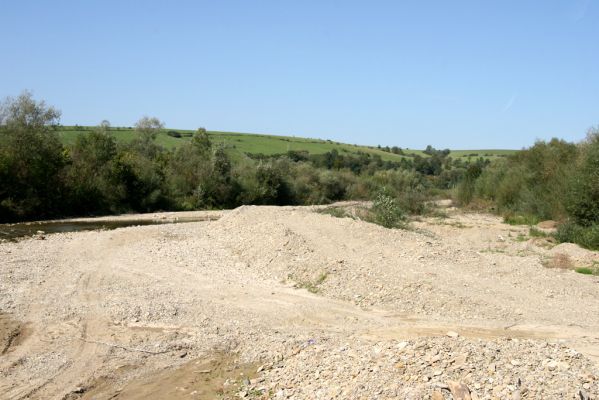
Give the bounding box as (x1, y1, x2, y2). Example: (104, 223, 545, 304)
(542, 253, 574, 270)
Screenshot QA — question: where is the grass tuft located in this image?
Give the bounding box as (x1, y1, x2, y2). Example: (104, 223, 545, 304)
(529, 227, 549, 238)
(575, 267, 596, 275)
(542, 253, 574, 270)
(318, 207, 351, 219)
(503, 213, 540, 226)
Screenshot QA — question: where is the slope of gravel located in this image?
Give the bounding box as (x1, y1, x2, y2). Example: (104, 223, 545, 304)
(260, 335, 598, 399)
(212, 206, 599, 328)
(1, 205, 598, 399)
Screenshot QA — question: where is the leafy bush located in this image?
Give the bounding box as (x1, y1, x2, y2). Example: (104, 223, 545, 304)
(566, 129, 599, 227)
(463, 139, 577, 220)
(396, 189, 429, 215)
(456, 163, 483, 205)
(369, 190, 406, 228)
(167, 130, 182, 138)
(556, 221, 599, 250)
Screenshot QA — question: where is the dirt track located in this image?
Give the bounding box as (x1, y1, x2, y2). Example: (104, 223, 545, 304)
(1, 205, 598, 399)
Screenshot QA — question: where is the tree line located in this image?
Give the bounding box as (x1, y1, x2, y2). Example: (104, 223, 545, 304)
(1, 92, 489, 223)
(9, 89, 596, 251)
(457, 133, 599, 250)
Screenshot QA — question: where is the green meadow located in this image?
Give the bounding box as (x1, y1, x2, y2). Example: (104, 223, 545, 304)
(57, 126, 516, 161)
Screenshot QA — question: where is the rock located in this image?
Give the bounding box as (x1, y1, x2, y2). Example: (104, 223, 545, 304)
(453, 354, 467, 367)
(431, 390, 444, 400)
(397, 341, 409, 350)
(492, 385, 504, 396)
(578, 389, 590, 400)
(537, 220, 557, 231)
(447, 381, 471, 400)
(447, 331, 459, 338)
(547, 360, 558, 371)
(557, 361, 570, 370)
(512, 389, 521, 400)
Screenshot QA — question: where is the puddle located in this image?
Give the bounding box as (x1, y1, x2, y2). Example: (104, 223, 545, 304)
(79, 353, 258, 400)
(0, 216, 218, 242)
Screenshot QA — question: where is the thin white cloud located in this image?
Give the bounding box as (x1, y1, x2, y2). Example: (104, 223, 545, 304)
(501, 93, 518, 113)
(570, 0, 590, 22)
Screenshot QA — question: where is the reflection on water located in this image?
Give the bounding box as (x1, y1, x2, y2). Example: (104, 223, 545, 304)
(0, 216, 216, 241)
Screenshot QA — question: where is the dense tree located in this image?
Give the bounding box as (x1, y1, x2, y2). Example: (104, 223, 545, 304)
(567, 128, 599, 226)
(0, 92, 65, 221)
(65, 126, 120, 214)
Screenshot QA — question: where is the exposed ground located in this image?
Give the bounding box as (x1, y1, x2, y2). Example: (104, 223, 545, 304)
(1, 204, 598, 399)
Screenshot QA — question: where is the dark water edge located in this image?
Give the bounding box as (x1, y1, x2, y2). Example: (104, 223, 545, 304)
(0, 216, 216, 242)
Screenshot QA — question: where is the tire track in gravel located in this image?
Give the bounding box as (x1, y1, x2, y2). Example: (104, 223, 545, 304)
(1, 207, 599, 399)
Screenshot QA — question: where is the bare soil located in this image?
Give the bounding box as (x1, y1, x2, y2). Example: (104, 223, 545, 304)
(0, 313, 22, 355)
(1, 205, 598, 399)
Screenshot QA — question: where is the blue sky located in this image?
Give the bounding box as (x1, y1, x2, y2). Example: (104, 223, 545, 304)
(1, 1, 597, 149)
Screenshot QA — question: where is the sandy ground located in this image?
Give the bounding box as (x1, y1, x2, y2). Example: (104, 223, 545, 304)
(1, 204, 598, 399)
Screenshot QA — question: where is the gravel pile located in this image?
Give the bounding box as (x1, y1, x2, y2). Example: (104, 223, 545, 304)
(213, 206, 599, 327)
(255, 335, 598, 399)
(1, 205, 599, 399)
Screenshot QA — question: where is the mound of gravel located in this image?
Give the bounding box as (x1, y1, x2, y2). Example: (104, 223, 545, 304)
(254, 336, 598, 399)
(3, 205, 599, 399)
(213, 206, 599, 327)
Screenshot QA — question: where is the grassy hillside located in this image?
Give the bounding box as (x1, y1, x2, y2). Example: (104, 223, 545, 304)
(57, 126, 516, 161)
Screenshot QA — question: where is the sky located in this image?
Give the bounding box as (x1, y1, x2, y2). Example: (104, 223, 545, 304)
(1, 1, 598, 149)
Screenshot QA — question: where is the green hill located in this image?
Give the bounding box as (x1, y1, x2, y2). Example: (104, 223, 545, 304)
(57, 126, 516, 161)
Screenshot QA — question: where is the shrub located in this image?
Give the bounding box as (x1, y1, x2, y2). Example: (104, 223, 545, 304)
(556, 221, 599, 250)
(456, 163, 482, 205)
(566, 129, 599, 227)
(396, 189, 429, 215)
(369, 190, 406, 228)
(465, 139, 578, 221)
(167, 130, 182, 138)
(543, 253, 573, 270)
